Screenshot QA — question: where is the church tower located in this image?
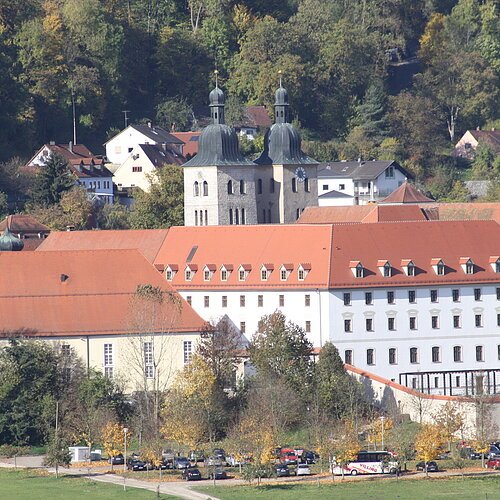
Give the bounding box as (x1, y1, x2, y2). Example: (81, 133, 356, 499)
(183, 79, 257, 226)
(255, 80, 318, 223)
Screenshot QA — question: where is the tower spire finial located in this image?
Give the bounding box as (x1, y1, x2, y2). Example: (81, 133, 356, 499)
(278, 70, 282, 88)
(214, 69, 219, 89)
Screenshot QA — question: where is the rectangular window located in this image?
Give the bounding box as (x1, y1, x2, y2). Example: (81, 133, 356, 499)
(497, 288, 500, 300)
(240, 322, 246, 333)
(453, 315, 461, 328)
(456, 376, 461, 387)
(388, 317, 395, 331)
(339, 183, 345, 190)
(280, 269, 288, 281)
(389, 348, 397, 365)
(132, 166, 142, 172)
(366, 318, 373, 332)
(408, 290, 416, 303)
(279, 295, 285, 307)
(305, 321, 311, 333)
(452, 289, 460, 302)
(322, 184, 329, 190)
(61, 344, 71, 356)
(432, 346, 440, 363)
(430, 289, 438, 302)
(144, 341, 154, 378)
(166, 270, 173, 281)
(305, 294, 310, 307)
(366, 349, 375, 366)
(497, 313, 500, 327)
(474, 288, 482, 301)
(261, 269, 268, 280)
(344, 319, 352, 332)
(185, 269, 192, 281)
(434, 377, 439, 388)
(222, 295, 227, 308)
(204, 296, 209, 307)
(186, 295, 192, 306)
(498, 345, 500, 360)
(183, 341, 193, 364)
(104, 343, 113, 378)
(387, 291, 394, 304)
(475, 314, 482, 327)
(453, 345, 462, 362)
(204, 270, 211, 281)
(385, 166, 395, 178)
(409, 316, 417, 330)
(240, 295, 246, 307)
(239, 270, 245, 281)
(221, 269, 228, 281)
(410, 347, 418, 364)
(270, 178, 275, 193)
(365, 292, 373, 305)
(344, 293, 351, 306)
(431, 315, 439, 329)
(344, 350, 353, 365)
(476, 345, 484, 362)
(258, 295, 263, 307)
(298, 269, 305, 280)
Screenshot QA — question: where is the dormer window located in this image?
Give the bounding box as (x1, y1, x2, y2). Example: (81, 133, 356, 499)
(203, 264, 216, 281)
(280, 264, 293, 281)
(401, 259, 415, 277)
(185, 264, 197, 281)
(490, 256, 500, 273)
(349, 261, 364, 278)
(460, 257, 474, 275)
(165, 264, 178, 281)
(185, 269, 192, 281)
(260, 264, 274, 281)
(238, 264, 251, 281)
(431, 258, 445, 276)
(220, 264, 233, 281)
(298, 263, 310, 281)
(378, 260, 391, 277)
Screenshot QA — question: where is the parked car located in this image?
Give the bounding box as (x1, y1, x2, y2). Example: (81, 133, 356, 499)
(296, 463, 311, 476)
(280, 448, 298, 465)
(127, 458, 147, 471)
(416, 461, 438, 472)
(302, 451, 317, 464)
(174, 457, 191, 469)
(470, 451, 488, 460)
(109, 454, 124, 465)
(209, 468, 228, 480)
(155, 460, 171, 470)
(489, 445, 500, 458)
(182, 468, 202, 481)
(436, 451, 451, 460)
(213, 448, 226, 460)
(487, 458, 500, 470)
(188, 450, 206, 463)
(275, 464, 290, 477)
(207, 456, 225, 467)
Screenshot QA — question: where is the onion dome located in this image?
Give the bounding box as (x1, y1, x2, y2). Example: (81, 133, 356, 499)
(0, 226, 24, 251)
(255, 82, 317, 166)
(183, 85, 254, 167)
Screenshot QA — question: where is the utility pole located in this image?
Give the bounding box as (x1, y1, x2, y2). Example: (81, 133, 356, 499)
(122, 110, 130, 129)
(71, 91, 77, 145)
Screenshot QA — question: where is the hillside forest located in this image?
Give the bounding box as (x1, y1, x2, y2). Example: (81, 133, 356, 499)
(0, 0, 499, 224)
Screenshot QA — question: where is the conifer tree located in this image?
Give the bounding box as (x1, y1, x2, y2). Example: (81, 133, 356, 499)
(32, 153, 74, 206)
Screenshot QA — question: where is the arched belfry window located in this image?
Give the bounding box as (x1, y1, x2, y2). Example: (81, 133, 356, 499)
(193, 181, 199, 197)
(227, 180, 234, 194)
(203, 181, 208, 196)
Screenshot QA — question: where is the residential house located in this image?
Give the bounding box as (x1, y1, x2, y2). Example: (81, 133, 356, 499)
(113, 144, 185, 192)
(232, 105, 272, 140)
(454, 129, 500, 159)
(170, 132, 201, 159)
(0, 215, 50, 250)
(27, 142, 114, 204)
(317, 160, 411, 206)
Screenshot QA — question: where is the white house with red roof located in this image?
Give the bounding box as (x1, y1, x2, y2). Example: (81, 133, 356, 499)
(27, 142, 114, 204)
(153, 220, 500, 398)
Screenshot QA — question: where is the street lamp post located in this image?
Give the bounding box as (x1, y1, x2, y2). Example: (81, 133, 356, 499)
(380, 416, 385, 451)
(123, 427, 129, 473)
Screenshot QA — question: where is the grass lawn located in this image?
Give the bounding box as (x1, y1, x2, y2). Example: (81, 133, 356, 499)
(0, 468, 178, 500)
(196, 475, 500, 500)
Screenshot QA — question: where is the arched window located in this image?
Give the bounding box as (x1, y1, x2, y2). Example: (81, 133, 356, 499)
(304, 177, 310, 192)
(203, 181, 208, 196)
(292, 177, 297, 193)
(257, 179, 263, 194)
(227, 180, 233, 194)
(235, 208, 240, 225)
(241, 208, 246, 225)
(240, 180, 245, 194)
(193, 181, 199, 197)
(270, 178, 275, 193)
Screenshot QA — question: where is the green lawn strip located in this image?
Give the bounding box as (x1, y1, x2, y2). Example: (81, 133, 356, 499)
(195, 475, 500, 500)
(0, 468, 180, 499)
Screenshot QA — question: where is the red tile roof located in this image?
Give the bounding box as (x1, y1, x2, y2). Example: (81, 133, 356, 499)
(0, 215, 50, 234)
(155, 225, 334, 289)
(437, 203, 500, 223)
(245, 106, 272, 128)
(170, 132, 201, 158)
(37, 229, 169, 263)
(469, 129, 500, 154)
(0, 250, 205, 337)
(328, 220, 500, 288)
(361, 205, 427, 222)
(380, 181, 434, 204)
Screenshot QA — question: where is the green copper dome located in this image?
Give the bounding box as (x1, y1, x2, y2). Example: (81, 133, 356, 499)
(0, 226, 24, 251)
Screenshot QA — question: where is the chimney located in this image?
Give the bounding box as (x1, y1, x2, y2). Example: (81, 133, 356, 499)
(476, 126, 480, 131)
(171, 122, 176, 132)
(49, 140, 55, 145)
(68, 140, 73, 153)
(147, 121, 152, 128)
(492, 128, 496, 131)
(60, 274, 69, 283)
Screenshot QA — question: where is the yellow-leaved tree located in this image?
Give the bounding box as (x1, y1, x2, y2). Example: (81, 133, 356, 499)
(332, 420, 361, 480)
(433, 401, 465, 451)
(102, 422, 130, 471)
(161, 354, 217, 449)
(367, 417, 394, 450)
(415, 424, 445, 476)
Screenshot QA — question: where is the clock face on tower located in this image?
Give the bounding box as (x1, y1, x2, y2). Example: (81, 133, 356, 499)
(295, 166, 307, 182)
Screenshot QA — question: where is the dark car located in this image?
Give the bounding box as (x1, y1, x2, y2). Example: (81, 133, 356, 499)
(213, 448, 226, 460)
(155, 460, 171, 470)
(302, 451, 317, 464)
(127, 458, 147, 471)
(416, 461, 438, 472)
(109, 454, 124, 465)
(188, 450, 206, 463)
(182, 468, 202, 481)
(487, 458, 500, 470)
(209, 468, 228, 480)
(470, 451, 488, 460)
(174, 457, 191, 469)
(275, 464, 290, 477)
